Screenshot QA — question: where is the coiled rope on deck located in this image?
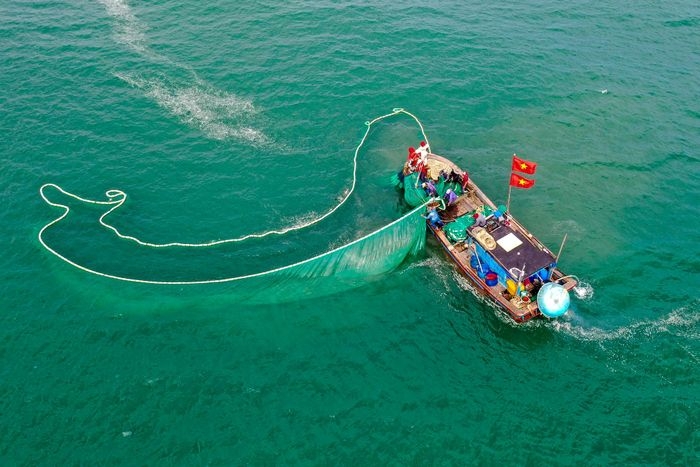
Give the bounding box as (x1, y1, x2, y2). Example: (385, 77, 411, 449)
(38, 108, 431, 284)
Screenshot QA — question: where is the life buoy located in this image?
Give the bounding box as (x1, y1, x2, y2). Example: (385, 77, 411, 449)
(472, 227, 497, 250)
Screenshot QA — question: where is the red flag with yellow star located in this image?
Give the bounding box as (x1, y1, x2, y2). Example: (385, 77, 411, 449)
(510, 173, 535, 189)
(511, 155, 537, 174)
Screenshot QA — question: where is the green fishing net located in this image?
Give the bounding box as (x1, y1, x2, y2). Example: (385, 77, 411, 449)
(399, 173, 463, 208)
(227, 204, 427, 303)
(444, 215, 474, 242)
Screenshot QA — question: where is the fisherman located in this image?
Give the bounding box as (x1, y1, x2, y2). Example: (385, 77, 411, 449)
(460, 171, 469, 191)
(421, 180, 438, 197)
(473, 212, 487, 227)
(443, 170, 459, 184)
(406, 146, 419, 172)
(396, 168, 405, 184)
(415, 140, 430, 162)
(423, 208, 444, 229)
(493, 205, 509, 225)
(407, 146, 416, 160)
(493, 208, 505, 223)
(418, 160, 429, 180)
(444, 188, 458, 206)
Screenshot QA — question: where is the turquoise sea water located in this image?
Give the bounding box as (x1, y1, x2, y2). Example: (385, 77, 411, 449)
(2, 1, 699, 464)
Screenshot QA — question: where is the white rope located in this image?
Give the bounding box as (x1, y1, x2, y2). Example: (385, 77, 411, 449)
(38, 108, 431, 284)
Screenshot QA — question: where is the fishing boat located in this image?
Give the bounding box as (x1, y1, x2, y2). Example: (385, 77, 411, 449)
(395, 145, 577, 323)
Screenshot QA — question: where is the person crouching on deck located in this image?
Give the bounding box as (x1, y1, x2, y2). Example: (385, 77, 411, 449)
(423, 208, 444, 229)
(444, 188, 458, 206)
(421, 180, 438, 197)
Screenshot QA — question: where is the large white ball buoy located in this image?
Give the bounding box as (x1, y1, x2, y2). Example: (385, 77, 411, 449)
(537, 282, 571, 318)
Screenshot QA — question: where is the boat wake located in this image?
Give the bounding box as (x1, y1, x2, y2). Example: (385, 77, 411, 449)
(115, 72, 268, 144)
(98, 0, 147, 54)
(98, 0, 270, 144)
(573, 281, 594, 300)
(551, 302, 700, 343)
(400, 256, 445, 275)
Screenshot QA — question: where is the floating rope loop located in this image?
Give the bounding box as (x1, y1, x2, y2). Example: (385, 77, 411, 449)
(38, 108, 431, 284)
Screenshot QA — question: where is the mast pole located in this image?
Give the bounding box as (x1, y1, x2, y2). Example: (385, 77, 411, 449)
(516, 262, 526, 297)
(555, 233, 568, 263)
(506, 184, 513, 213)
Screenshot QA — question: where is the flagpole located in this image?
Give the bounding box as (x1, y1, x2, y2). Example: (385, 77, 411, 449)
(506, 183, 513, 213)
(508, 154, 537, 213)
(507, 155, 513, 213)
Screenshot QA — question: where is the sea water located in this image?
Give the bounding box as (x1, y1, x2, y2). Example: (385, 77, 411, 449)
(1, 1, 698, 464)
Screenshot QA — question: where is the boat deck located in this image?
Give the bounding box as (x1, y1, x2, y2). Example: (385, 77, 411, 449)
(442, 194, 478, 222)
(431, 226, 541, 322)
(469, 219, 556, 279)
(411, 152, 578, 323)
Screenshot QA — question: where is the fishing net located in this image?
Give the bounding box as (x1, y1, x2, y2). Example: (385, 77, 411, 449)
(38, 109, 432, 302)
(398, 173, 464, 208)
(400, 173, 431, 207)
(443, 215, 472, 243)
(225, 204, 427, 303)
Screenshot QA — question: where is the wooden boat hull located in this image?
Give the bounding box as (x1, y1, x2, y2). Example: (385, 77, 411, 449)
(401, 153, 577, 323)
(428, 223, 576, 323)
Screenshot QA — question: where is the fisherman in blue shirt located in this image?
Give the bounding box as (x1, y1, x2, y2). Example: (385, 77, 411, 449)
(423, 208, 444, 228)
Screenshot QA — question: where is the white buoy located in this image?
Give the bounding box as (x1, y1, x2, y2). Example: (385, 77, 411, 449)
(537, 282, 571, 318)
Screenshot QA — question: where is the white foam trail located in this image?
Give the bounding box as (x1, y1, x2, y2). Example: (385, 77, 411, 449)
(551, 219, 585, 237)
(573, 281, 594, 300)
(552, 305, 700, 342)
(98, 0, 147, 54)
(116, 72, 269, 145)
(286, 211, 325, 230)
(452, 270, 479, 296)
(100, 1, 270, 144)
(450, 266, 694, 336)
(399, 256, 443, 273)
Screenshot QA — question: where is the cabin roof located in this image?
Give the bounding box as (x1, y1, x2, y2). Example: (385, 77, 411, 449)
(469, 220, 555, 279)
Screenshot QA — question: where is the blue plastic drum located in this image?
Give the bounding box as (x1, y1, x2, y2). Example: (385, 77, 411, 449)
(485, 272, 498, 286)
(470, 255, 489, 278)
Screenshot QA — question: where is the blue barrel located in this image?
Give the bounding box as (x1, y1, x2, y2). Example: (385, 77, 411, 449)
(470, 254, 489, 278)
(469, 255, 479, 269)
(485, 272, 498, 286)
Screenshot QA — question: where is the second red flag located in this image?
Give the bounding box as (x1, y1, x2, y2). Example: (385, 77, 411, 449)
(509, 173, 535, 189)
